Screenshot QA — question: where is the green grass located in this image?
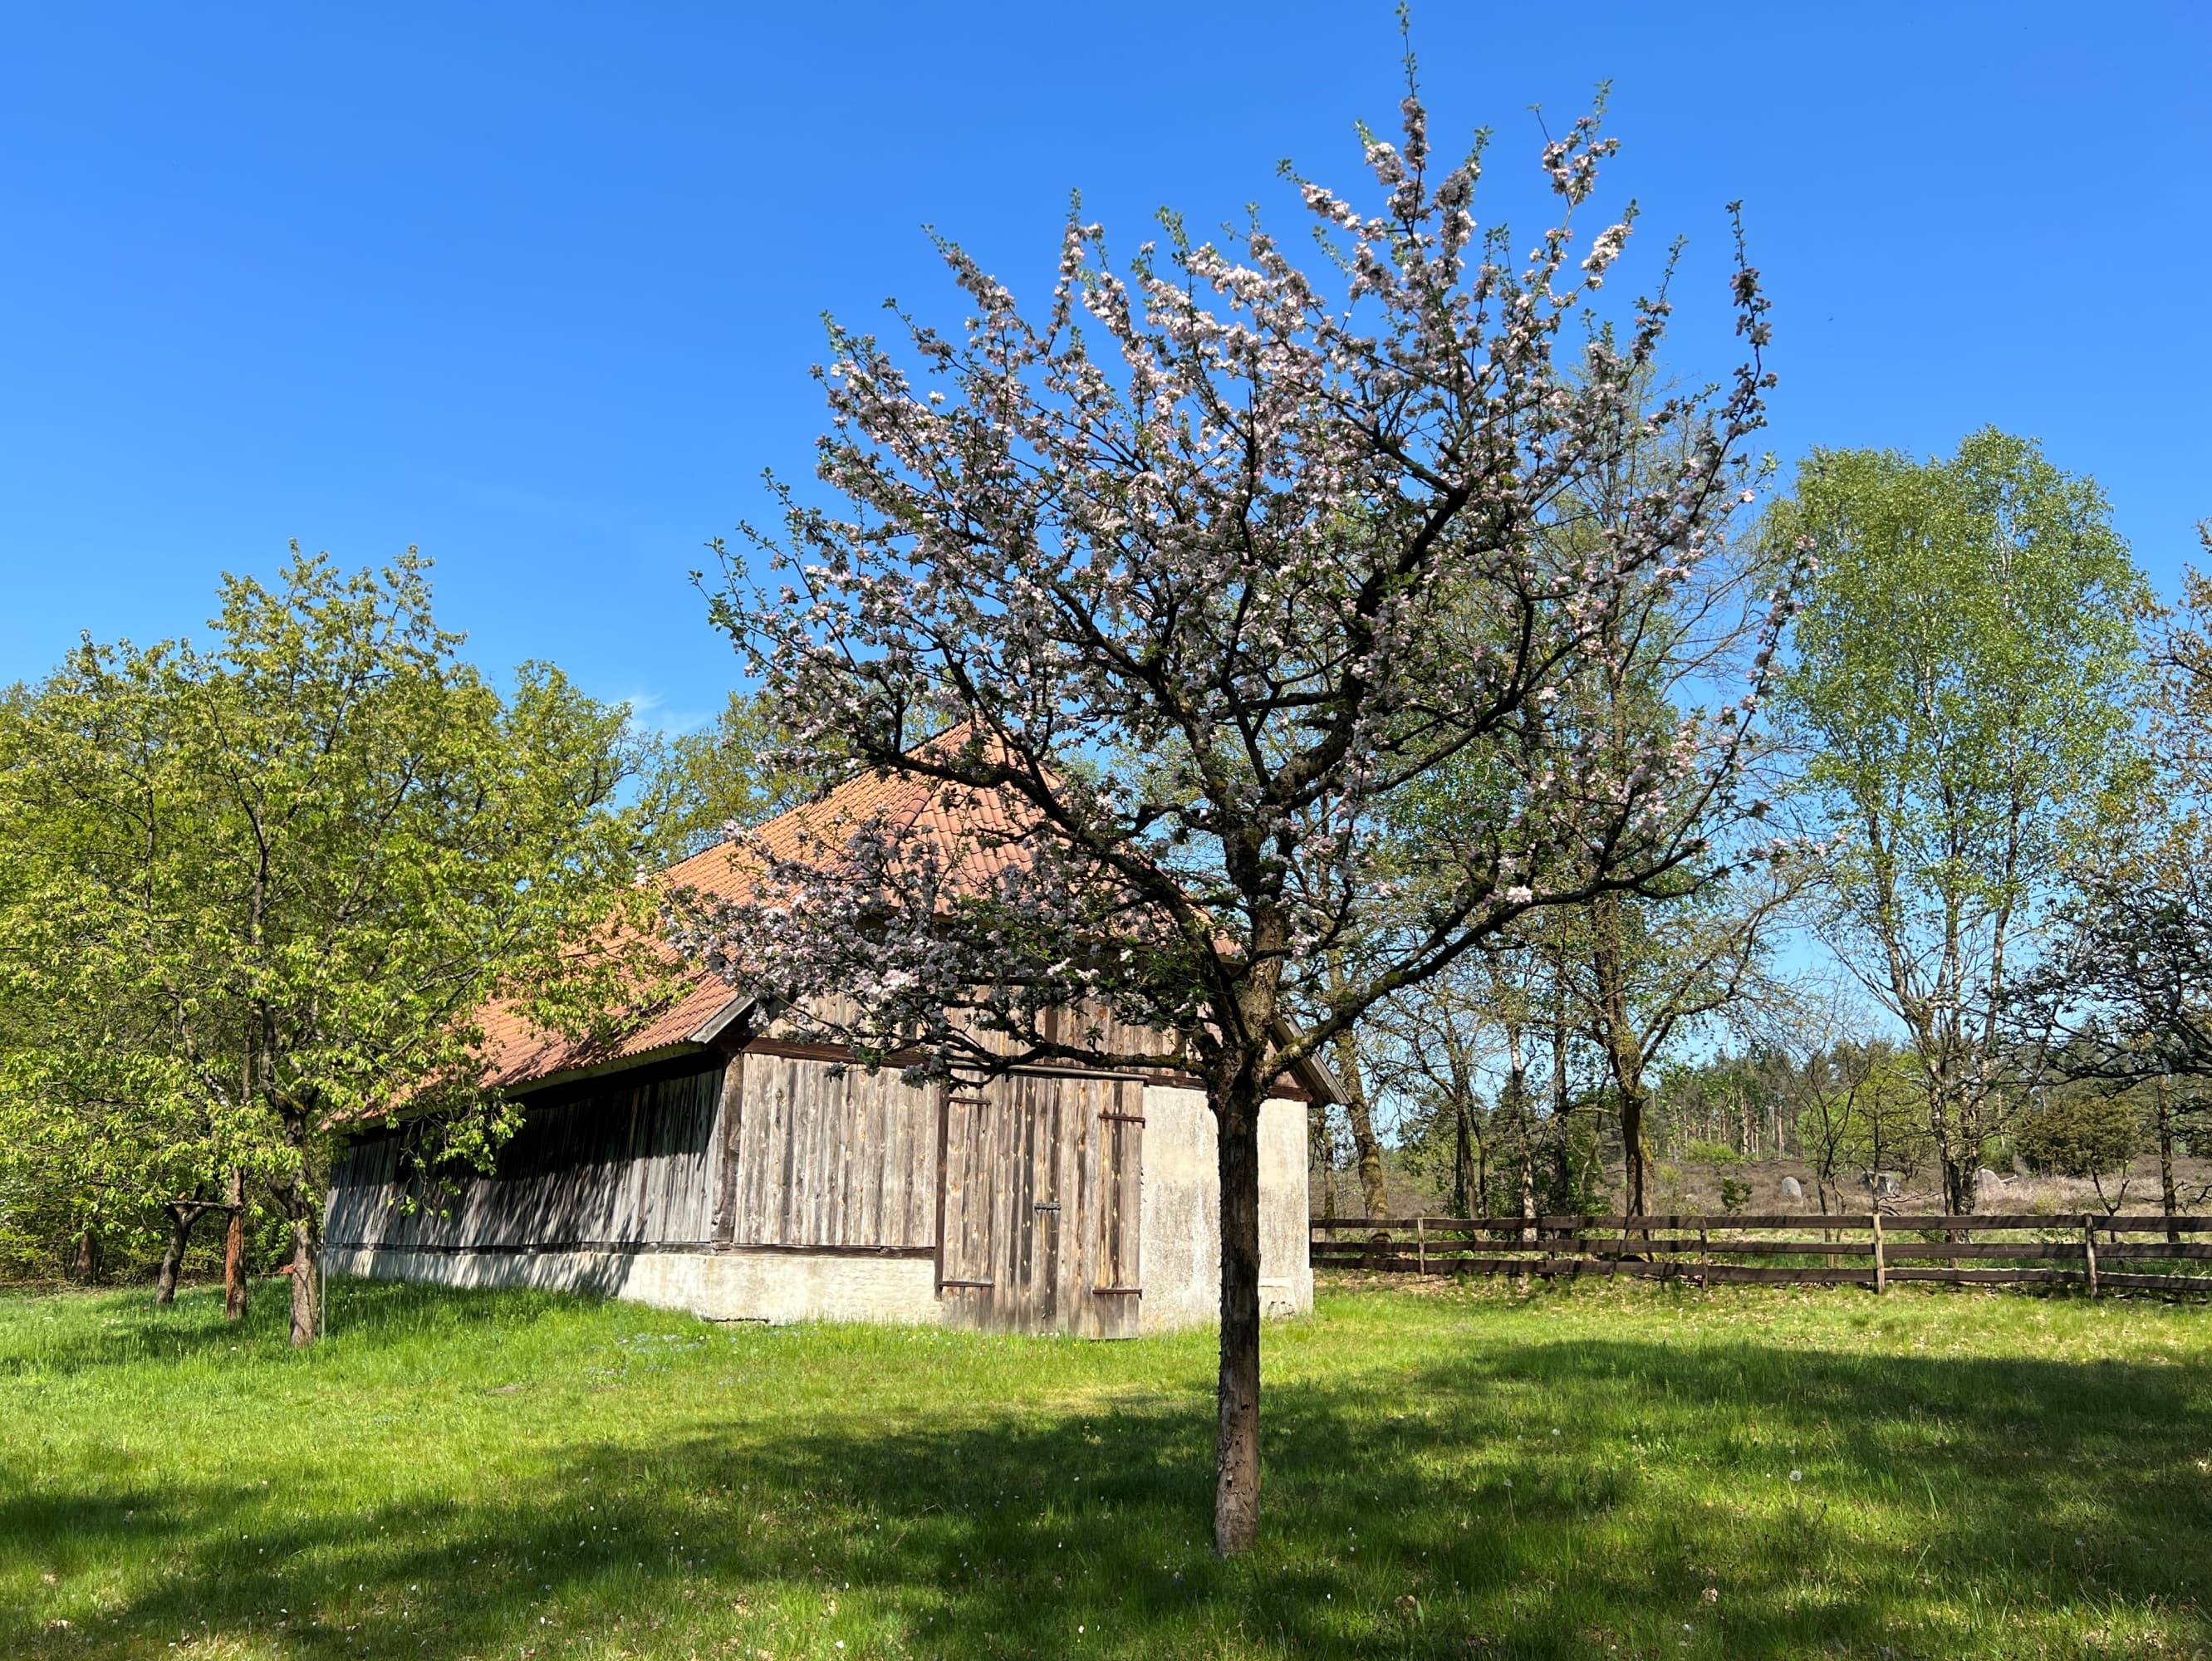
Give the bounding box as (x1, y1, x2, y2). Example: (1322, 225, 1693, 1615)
(5, 1275, 2210, 1660)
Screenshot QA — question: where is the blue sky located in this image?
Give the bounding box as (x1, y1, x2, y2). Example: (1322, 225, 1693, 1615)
(2, 2, 2206, 731)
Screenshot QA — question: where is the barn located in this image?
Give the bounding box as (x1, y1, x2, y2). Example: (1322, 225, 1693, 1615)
(322, 765, 1330, 1336)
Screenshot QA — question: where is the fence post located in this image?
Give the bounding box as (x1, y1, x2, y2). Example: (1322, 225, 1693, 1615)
(1698, 1222, 1709, 1291)
(1416, 1216, 1426, 1278)
(1871, 1212, 1886, 1296)
(2082, 1214, 2099, 1299)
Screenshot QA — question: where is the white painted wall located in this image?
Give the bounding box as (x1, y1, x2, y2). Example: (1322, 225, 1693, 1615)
(1136, 1085, 1314, 1334)
(322, 1246, 944, 1326)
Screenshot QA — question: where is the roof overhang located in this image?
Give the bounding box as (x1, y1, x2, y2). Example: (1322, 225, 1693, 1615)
(687, 992, 760, 1048)
(500, 1041, 713, 1098)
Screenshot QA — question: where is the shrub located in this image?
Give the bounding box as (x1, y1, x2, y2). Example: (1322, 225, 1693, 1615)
(2013, 1087, 2141, 1178)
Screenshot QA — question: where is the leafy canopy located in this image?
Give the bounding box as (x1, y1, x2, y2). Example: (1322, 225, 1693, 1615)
(0, 550, 658, 1245)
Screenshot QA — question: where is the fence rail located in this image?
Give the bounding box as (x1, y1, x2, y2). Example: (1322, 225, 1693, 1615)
(1309, 1213, 2212, 1296)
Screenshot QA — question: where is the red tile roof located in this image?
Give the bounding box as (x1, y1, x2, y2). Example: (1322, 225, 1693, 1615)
(475, 733, 1036, 1090)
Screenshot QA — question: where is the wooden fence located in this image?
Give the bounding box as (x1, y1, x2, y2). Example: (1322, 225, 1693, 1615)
(1310, 1213, 2212, 1296)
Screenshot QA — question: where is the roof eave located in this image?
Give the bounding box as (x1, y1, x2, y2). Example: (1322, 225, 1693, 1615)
(499, 1040, 712, 1098)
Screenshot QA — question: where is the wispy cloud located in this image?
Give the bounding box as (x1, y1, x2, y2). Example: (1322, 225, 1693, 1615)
(619, 689, 714, 738)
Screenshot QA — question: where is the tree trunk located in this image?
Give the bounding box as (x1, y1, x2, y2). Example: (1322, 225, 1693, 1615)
(1618, 1080, 1650, 1218)
(1501, 1016, 1535, 1239)
(73, 1227, 103, 1284)
(1453, 1100, 1474, 1218)
(1323, 953, 1387, 1221)
(1514, 1082, 1537, 1237)
(1309, 1101, 1331, 1220)
(1211, 1070, 1264, 1556)
(1588, 891, 1650, 1217)
(155, 1206, 204, 1308)
(287, 1208, 320, 1347)
(2158, 1080, 2180, 1245)
(1926, 1058, 1979, 1218)
(1548, 940, 1572, 1212)
(1332, 1026, 1388, 1220)
(223, 1167, 248, 1321)
(1942, 1146, 1974, 1217)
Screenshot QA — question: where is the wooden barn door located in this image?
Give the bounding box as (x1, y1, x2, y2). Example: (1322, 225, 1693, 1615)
(937, 1073, 1143, 1336)
(1087, 1077, 1144, 1338)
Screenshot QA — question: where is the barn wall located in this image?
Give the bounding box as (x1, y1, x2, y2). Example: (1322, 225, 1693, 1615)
(724, 1051, 939, 1248)
(328, 1051, 1313, 1335)
(325, 1057, 723, 1252)
(1136, 1085, 1314, 1335)
(325, 1047, 949, 1326)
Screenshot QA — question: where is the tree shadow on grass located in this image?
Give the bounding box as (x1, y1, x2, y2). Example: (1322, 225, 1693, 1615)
(7, 1314, 2211, 1659)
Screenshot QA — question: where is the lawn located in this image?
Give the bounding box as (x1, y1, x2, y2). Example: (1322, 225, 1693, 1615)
(4, 1275, 2209, 1660)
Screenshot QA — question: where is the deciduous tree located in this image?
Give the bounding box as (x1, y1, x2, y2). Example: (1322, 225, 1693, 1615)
(0, 551, 656, 1336)
(1773, 431, 2146, 1214)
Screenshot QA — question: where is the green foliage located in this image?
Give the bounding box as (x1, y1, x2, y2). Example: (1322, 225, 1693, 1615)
(1830, 1051, 1940, 1181)
(1779, 431, 2145, 886)
(6, 1280, 2210, 1659)
(1537, 1112, 1612, 1217)
(1680, 1140, 1744, 1167)
(645, 688, 833, 863)
(1772, 429, 2146, 1205)
(1718, 1175, 1753, 1213)
(0, 551, 658, 1301)
(2013, 1085, 2143, 1178)
(1389, 1095, 1477, 1210)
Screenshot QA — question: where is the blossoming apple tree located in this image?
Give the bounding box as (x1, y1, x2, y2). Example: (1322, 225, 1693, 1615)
(681, 84, 1790, 1554)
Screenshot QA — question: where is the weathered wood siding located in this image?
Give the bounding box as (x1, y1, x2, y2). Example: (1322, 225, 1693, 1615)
(939, 1071, 1143, 1337)
(325, 1029, 1170, 1337)
(326, 1059, 723, 1251)
(724, 1051, 939, 1248)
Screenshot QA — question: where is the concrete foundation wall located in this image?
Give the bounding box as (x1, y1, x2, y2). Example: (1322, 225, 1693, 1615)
(324, 1245, 944, 1326)
(1136, 1085, 1313, 1335)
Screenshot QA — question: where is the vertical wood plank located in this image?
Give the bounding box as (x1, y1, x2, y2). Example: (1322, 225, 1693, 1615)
(933, 1085, 952, 1295)
(1068, 1075, 1096, 1335)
